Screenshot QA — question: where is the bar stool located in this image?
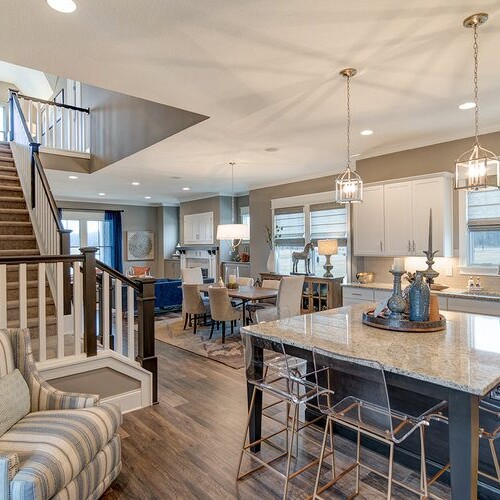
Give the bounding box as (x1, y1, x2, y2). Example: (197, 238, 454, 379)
(312, 348, 447, 499)
(237, 332, 334, 499)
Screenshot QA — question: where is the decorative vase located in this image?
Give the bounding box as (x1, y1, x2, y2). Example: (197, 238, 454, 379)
(266, 249, 276, 273)
(409, 271, 430, 322)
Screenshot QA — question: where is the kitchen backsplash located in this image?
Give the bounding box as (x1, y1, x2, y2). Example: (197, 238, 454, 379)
(358, 256, 500, 291)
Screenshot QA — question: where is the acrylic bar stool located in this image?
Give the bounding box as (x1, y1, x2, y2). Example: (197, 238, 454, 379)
(311, 348, 447, 499)
(237, 331, 334, 499)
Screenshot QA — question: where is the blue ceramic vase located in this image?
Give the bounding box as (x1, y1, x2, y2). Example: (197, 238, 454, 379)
(409, 271, 430, 322)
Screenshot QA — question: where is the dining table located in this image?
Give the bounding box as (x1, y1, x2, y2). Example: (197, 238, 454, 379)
(197, 284, 278, 325)
(241, 303, 500, 499)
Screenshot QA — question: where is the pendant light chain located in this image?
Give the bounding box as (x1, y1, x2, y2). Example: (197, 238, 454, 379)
(346, 74, 351, 170)
(230, 162, 235, 224)
(473, 24, 480, 144)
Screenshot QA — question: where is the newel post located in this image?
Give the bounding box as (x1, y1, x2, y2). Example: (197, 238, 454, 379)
(61, 229, 72, 315)
(81, 246, 98, 357)
(136, 277, 158, 404)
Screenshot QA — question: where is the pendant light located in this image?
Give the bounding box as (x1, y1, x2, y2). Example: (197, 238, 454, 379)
(335, 68, 363, 204)
(455, 13, 500, 191)
(216, 162, 249, 249)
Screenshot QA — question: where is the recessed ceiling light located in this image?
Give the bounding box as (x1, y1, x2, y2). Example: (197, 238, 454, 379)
(132, 182, 140, 186)
(47, 0, 77, 13)
(182, 187, 190, 191)
(360, 130, 374, 136)
(144, 196, 152, 199)
(68, 175, 78, 180)
(98, 192, 105, 196)
(459, 102, 476, 110)
(265, 147, 279, 152)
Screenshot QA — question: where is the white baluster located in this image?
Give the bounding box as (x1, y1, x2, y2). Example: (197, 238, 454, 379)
(43, 106, 48, 148)
(58, 107, 63, 149)
(127, 287, 135, 359)
(36, 102, 41, 144)
(38, 263, 46, 363)
(56, 262, 64, 358)
(19, 264, 27, 329)
(0, 265, 6, 329)
(103, 272, 110, 350)
(73, 261, 82, 356)
(115, 278, 123, 355)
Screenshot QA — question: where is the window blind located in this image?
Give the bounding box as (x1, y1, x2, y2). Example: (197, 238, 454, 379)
(310, 203, 347, 245)
(274, 207, 305, 246)
(468, 190, 500, 230)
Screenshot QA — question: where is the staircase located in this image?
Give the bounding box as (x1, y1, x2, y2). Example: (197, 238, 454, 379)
(0, 141, 56, 335)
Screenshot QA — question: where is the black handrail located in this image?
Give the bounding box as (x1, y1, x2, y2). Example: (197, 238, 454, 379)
(12, 90, 90, 114)
(0, 254, 84, 265)
(96, 260, 141, 291)
(10, 92, 35, 144)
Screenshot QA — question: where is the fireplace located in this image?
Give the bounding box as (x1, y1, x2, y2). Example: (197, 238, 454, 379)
(178, 247, 218, 279)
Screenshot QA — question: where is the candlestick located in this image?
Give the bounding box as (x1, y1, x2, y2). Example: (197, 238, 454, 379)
(387, 269, 406, 319)
(428, 208, 433, 254)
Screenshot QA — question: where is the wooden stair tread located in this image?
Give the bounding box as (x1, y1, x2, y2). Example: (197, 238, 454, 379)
(7, 297, 55, 309)
(0, 221, 31, 226)
(0, 165, 16, 172)
(0, 156, 14, 163)
(0, 175, 19, 182)
(6, 280, 39, 289)
(0, 185, 22, 191)
(0, 208, 28, 214)
(8, 316, 57, 328)
(0, 249, 39, 256)
(0, 196, 27, 202)
(0, 234, 36, 240)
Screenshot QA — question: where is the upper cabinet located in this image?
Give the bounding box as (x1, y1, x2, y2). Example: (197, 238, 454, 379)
(353, 173, 453, 257)
(183, 212, 214, 245)
(353, 185, 385, 256)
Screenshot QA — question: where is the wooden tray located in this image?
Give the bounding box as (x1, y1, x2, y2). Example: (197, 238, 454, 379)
(362, 309, 446, 333)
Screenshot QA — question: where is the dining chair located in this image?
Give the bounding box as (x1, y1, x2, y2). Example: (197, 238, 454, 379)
(181, 284, 210, 335)
(237, 330, 333, 499)
(236, 277, 254, 286)
(181, 267, 204, 284)
(255, 275, 305, 323)
(208, 286, 242, 343)
(311, 348, 447, 499)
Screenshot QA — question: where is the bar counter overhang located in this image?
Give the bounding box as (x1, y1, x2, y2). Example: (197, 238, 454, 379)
(242, 304, 500, 499)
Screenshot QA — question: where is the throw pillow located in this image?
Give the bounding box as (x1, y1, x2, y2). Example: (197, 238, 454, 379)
(0, 369, 30, 436)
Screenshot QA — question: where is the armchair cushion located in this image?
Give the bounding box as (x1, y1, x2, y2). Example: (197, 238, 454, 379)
(0, 369, 30, 436)
(0, 403, 122, 499)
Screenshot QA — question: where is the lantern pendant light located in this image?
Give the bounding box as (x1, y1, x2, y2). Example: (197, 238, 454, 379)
(216, 162, 249, 249)
(455, 13, 500, 191)
(335, 68, 363, 204)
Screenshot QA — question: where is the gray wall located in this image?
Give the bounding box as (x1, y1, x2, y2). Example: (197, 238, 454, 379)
(249, 176, 333, 278)
(81, 84, 208, 173)
(57, 200, 169, 276)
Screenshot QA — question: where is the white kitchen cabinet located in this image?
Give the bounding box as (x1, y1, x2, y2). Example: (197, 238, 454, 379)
(447, 297, 500, 316)
(183, 212, 214, 245)
(353, 185, 385, 256)
(353, 173, 453, 257)
(384, 181, 413, 256)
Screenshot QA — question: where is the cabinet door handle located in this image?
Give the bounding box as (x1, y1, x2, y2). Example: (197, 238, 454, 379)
(380, 240, 383, 252)
(412, 240, 416, 253)
(407, 240, 411, 253)
(351, 292, 363, 296)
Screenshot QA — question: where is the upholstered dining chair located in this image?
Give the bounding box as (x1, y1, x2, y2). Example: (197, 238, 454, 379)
(255, 275, 305, 323)
(208, 286, 242, 344)
(0, 328, 122, 500)
(181, 267, 204, 284)
(182, 283, 211, 334)
(236, 277, 254, 286)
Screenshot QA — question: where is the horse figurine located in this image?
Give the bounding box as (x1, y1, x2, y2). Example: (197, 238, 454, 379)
(292, 243, 314, 274)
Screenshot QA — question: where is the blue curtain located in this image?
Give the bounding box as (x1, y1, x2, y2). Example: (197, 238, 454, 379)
(104, 210, 123, 273)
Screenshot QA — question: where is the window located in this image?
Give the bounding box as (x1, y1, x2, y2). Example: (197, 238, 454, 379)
(0, 106, 5, 141)
(274, 207, 306, 275)
(466, 190, 500, 267)
(240, 206, 250, 240)
(61, 211, 112, 265)
(310, 204, 348, 278)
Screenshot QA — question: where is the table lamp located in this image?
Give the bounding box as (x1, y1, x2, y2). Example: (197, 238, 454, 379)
(318, 239, 338, 278)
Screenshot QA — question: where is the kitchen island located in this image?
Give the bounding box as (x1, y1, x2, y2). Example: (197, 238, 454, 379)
(241, 304, 500, 499)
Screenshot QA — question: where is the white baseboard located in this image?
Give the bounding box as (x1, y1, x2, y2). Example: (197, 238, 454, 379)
(102, 389, 144, 414)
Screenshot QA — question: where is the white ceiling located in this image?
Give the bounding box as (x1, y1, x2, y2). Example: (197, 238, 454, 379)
(0, 61, 52, 100)
(2, 0, 500, 205)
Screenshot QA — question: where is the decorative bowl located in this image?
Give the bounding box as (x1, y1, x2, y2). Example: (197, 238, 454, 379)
(356, 272, 374, 284)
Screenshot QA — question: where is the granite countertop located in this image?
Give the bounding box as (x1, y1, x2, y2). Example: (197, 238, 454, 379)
(242, 304, 500, 395)
(342, 282, 500, 302)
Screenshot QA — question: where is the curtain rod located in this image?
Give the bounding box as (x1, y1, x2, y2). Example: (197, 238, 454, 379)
(60, 208, 125, 213)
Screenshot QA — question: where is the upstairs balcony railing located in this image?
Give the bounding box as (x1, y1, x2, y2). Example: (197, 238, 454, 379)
(10, 89, 90, 155)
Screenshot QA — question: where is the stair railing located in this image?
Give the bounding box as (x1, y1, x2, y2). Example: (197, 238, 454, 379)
(0, 247, 158, 404)
(9, 90, 72, 314)
(11, 90, 90, 154)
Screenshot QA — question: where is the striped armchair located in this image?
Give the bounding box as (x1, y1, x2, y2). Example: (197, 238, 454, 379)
(0, 329, 122, 500)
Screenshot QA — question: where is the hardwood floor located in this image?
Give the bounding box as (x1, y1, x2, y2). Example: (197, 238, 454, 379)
(103, 340, 452, 499)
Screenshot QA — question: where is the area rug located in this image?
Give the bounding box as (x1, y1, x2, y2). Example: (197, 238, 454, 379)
(154, 313, 245, 370)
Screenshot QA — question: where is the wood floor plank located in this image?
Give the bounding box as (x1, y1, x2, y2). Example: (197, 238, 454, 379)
(104, 340, 451, 499)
